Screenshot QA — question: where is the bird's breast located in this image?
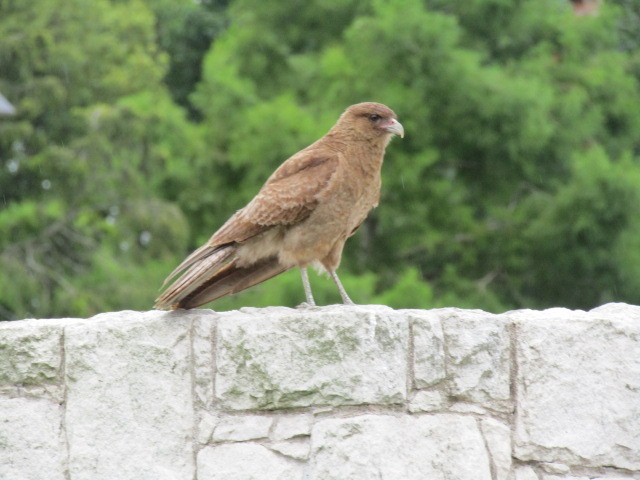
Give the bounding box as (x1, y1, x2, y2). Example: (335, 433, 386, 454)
(277, 155, 383, 266)
(345, 168, 382, 229)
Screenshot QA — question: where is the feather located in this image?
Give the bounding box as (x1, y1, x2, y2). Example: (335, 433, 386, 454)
(176, 256, 288, 309)
(154, 246, 235, 309)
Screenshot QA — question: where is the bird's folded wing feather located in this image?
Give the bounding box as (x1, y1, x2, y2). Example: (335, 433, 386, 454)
(208, 151, 340, 247)
(161, 151, 339, 286)
(158, 246, 235, 301)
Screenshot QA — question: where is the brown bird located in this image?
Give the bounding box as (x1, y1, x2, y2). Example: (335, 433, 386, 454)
(155, 102, 404, 309)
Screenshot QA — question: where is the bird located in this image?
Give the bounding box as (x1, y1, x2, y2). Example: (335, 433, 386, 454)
(155, 102, 404, 310)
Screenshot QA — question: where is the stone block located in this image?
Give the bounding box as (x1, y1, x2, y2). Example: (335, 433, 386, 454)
(268, 438, 310, 460)
(514, 466, 540, 480)
(192, 311, 216, 408)
(514, 307, 640, 470)
(441, 308, 512, 411)
(197, 443, 303, 480)
(64, 310, 195, 480)
(0, 318, 81, 386)
(271, 414, 313, 440)
(408, 389, 445, 412)
(407, 310, 446, 388)
(0, 397, 65, 480)
(212, 415, 272, 442)
(215, 306, 408, 409)
(309, 414, 492, 480)
(480, 417, 512, 480)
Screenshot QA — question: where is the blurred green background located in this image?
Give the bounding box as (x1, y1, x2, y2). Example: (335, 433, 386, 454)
(1, 0, 639, 320)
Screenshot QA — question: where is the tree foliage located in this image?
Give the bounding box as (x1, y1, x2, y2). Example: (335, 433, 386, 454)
(1, 0, 639, 319)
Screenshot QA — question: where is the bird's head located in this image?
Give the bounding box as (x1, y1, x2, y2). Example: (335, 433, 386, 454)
(335, 102, 404, 144)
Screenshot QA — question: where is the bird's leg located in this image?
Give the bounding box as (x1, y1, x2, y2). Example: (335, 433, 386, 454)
(300, 267, 316, 307)
(328, 270, 355, 305)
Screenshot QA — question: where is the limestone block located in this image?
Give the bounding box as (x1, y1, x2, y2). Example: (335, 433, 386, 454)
(449, 401, 487, 414)
(407, 390, 445, 412)
(440, 308, 512, 411)
(0, 318, 81, 386)
(271, 414, 313, 440)
(406, 310, 446, 388)
(268, 438, 310, 460)
(514, 466, 540, 480)
(591, 302, 640, 320)
(480, 417, 512, 480)
(215, 306, 408, 409)
(191, 311, 216, 408)
(197, 411, 218, 445)
(540, 463, 570, 474)
(197, 443, 303, 480)
(64, 310, 195, 480)
(212, 415, 272, 442)
(0, 397, 65, 480)
(514, 307, 640, 470)
(309, 414, 492, 480)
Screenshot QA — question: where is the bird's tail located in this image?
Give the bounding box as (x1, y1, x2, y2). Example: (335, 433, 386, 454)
(155, 244, 288, 310)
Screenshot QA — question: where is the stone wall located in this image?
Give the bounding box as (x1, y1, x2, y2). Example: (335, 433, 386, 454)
(1, 304, 639, 480)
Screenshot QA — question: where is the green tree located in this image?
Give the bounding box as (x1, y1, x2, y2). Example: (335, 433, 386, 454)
(191, 0, 640, 311)
(0, 0, 200, 319)
(2, 0, 640, 318)
(146, 0, 229, 112)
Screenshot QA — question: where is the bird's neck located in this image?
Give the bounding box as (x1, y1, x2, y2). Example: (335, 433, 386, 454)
(325, 128, 390, 153)
(353, 142, 386, 178)
(328, 129, 389, 170)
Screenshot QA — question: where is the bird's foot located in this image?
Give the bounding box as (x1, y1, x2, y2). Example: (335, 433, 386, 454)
(296, 301, 316, 309)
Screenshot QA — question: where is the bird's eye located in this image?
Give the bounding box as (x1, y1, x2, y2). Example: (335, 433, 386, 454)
(368, 114, 382, 122)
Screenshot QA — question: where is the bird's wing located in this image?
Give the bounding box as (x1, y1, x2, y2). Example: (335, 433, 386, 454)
(160, 151, 339, 286)
(174, 255, 288, 309)
(208, 151, 340, 247)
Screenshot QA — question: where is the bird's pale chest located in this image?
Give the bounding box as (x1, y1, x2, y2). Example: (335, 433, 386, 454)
(334, 158, 382, 232)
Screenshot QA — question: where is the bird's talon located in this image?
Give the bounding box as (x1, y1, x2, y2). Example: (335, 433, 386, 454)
(297, 302, 316, 309)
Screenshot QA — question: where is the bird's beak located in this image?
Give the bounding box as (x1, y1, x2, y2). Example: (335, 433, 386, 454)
(382, 118, 404, 138)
